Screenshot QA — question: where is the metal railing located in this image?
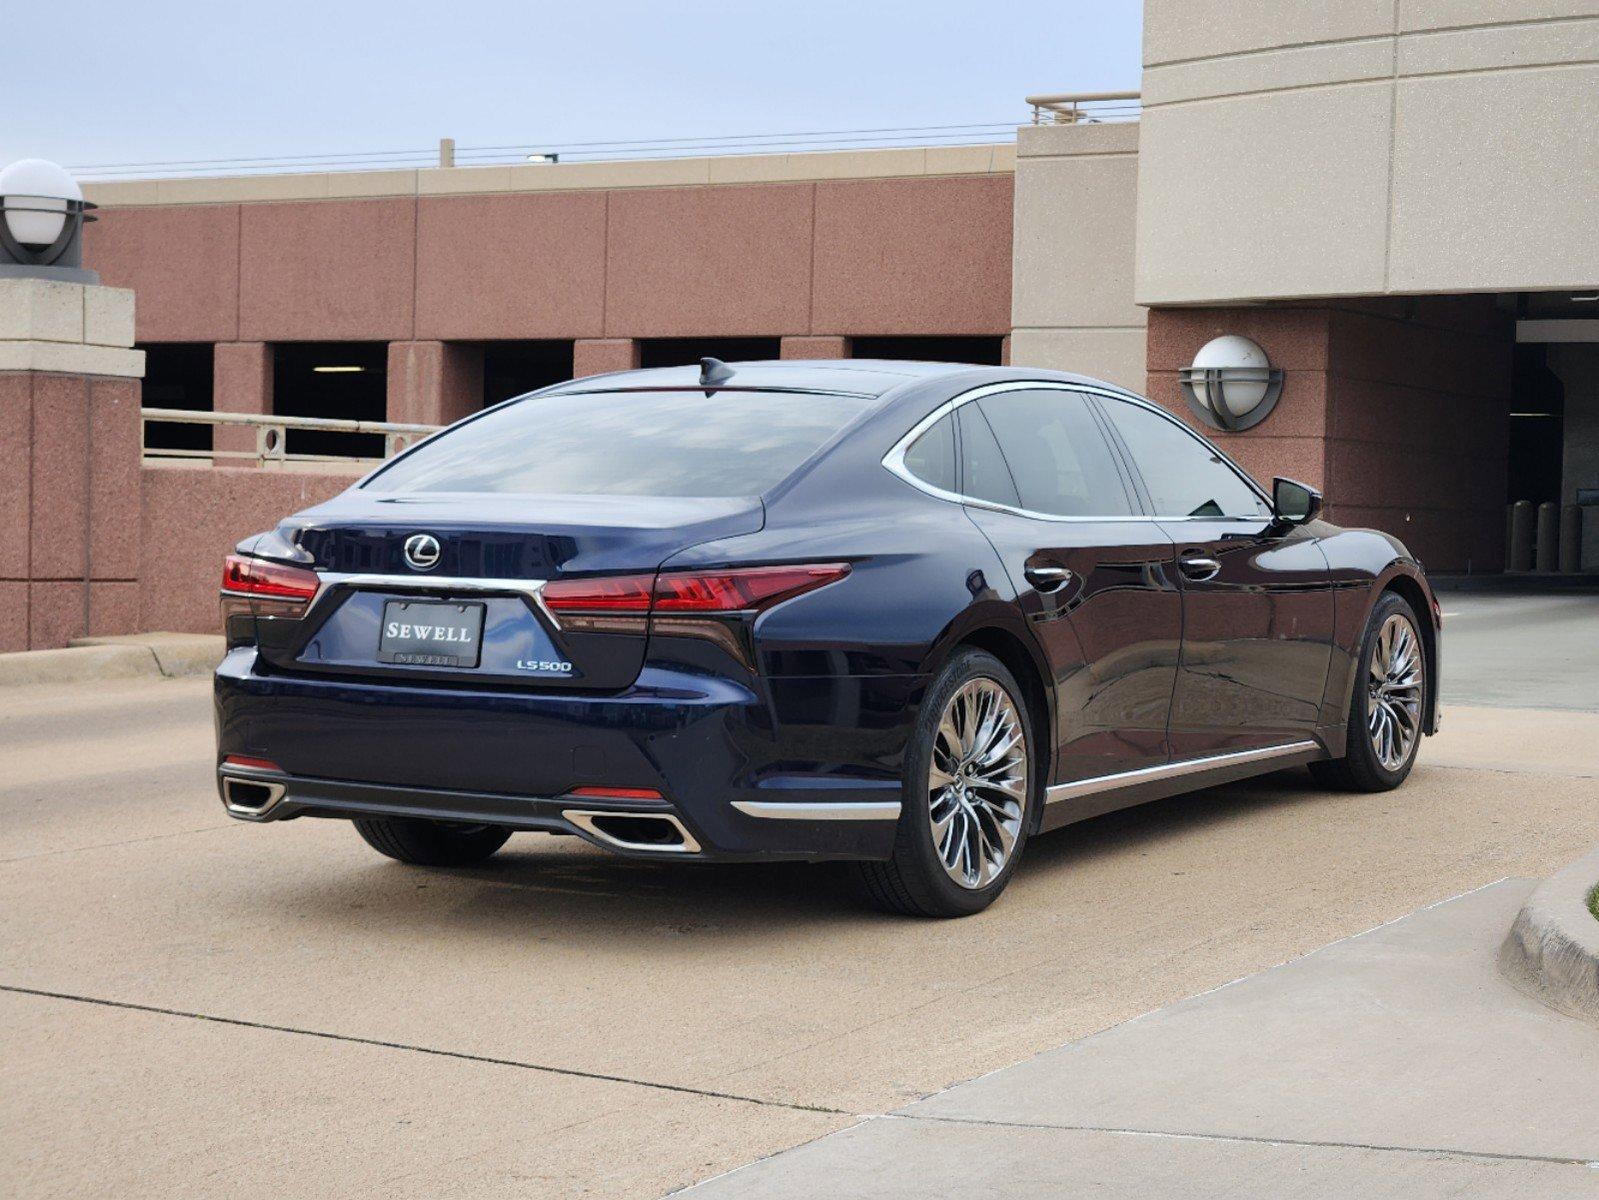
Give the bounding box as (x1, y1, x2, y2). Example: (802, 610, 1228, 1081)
(1025, 91, 1141, 125)
(141, 408, 439, 465)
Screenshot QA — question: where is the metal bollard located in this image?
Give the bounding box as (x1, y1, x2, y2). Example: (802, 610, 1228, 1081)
(1507, 500, 1535, 572)
(1559, 504, 1583, 574)
(1535, 502, 1559, 572)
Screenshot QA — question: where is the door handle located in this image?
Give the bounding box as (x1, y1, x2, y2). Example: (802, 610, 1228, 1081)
(1178, 554, 1221, 582)
(1024, 564, 1074, 592)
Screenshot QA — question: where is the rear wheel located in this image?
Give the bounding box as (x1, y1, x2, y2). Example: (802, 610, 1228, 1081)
(354, 817, 511, 866)
(854, 648, 1036, 917)
(1309, 591, 1427, 792)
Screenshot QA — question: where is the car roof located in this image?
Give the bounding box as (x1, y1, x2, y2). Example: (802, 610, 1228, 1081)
(547, 358, 1136, 401)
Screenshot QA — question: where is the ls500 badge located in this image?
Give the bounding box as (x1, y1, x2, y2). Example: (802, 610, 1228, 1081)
(517, 658, 574, 674)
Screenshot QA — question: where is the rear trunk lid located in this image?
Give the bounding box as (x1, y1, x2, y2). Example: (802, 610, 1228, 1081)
(255, 490, 764, 689)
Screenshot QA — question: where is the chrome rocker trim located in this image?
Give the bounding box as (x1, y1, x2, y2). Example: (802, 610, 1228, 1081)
(731, 800, 904, 821)
(1045, 740, 1320, 805)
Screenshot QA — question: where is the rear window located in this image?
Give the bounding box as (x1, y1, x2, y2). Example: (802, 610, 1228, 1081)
(365, 389, 874, 497)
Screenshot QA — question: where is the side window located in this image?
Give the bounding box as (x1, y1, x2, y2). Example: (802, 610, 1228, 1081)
(900, 413, 956, 493)
(1099, 399, 1270, 519)
(975, 389, 1134, 517)
(957, 404, 1022, 507)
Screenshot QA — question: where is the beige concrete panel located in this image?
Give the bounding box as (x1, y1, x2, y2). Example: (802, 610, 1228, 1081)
(1144, 0, 1395, 67)
(1399, 15, 1599, 74)
(81, 286, 135, 348)
(1388, 64, 1599, 293)
(791, 147, 928, 179)
(1135, 83, 1394, 304)
(1008, 327, 1149, 392)
(0, 278, 84, 343)
(924, 144, 999, 175)
(155, 173, 332, 205)
(1144, 37, 1394, 106)
(1016, 122, 1138, 160)
(0, 343, 144, 377)
(417, 165, 512, 194)
(706, 153, 805, 183)
(988, 143, 1018, 172)
(1399, 0, 1599, 34)
(1013, 153, 1144, 329)
(323, 169, 419, 198)
(506, 157, 713, 192)
(79, 179, 161, 207)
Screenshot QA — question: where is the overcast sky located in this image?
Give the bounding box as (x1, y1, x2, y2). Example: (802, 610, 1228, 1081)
(6, 0, 1142, 178)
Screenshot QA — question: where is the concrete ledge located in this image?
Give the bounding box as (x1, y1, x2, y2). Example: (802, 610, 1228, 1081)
(0, 633, 224, 688)
(1500, 844, 1599, 1026)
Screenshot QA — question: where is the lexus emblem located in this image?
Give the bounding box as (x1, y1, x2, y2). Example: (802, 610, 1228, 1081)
(403, 533, 442, 572)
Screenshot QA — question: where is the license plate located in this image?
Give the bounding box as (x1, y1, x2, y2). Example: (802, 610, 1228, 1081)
(378, 600, 485, 668)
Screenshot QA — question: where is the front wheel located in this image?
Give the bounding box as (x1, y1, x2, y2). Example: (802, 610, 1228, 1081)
(354, 817, 511, 866)
(1310, 591, 1427, 792)
(853, 648, 1037, 917)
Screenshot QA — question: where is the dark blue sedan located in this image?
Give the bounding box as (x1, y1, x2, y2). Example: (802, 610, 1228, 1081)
(215, 359, 1438, 916)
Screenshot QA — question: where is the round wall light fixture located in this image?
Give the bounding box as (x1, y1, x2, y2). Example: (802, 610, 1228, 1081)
(1177, 334, 1283, 432)
(0, 158, 99, 283)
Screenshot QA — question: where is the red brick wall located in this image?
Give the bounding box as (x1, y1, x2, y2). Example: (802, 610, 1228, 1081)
(1147, 297, 1513, 572)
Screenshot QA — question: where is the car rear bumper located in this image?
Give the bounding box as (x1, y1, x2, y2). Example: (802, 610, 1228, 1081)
(214, 648, 921, 862)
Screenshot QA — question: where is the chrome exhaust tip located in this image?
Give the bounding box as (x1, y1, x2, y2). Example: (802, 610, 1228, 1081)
(220, 774, 288, 819)
(561, 809, 701, 854)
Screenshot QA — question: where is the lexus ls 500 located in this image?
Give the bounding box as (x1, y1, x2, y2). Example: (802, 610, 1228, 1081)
(215, 360, 1438, 917)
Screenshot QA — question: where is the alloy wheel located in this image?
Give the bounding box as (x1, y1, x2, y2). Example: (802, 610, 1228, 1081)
(1367, 613, 1424, 772)
(928, 678, 1028, 889)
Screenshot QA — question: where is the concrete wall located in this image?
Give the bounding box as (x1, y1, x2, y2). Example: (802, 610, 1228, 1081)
(1009, 123, 1146, 391)
(1148, 295, 1514, 572)
(1136, 0, 1599, 304)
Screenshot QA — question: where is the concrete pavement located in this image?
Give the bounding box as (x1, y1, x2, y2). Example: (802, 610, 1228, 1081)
(1439, 591, 1599, 711)
(2, 590, 1597, 1196)
(685, 881, 1599, 1198)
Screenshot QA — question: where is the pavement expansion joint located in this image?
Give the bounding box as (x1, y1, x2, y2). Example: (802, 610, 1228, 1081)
(891, 1113, 1599, 1170)
(0, 983, 851, 1117)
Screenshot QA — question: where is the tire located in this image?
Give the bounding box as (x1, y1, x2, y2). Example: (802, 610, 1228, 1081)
(1309, 591, 1427, 793)
(853, 648, 1038, 917)
(353, 816, 511, 866)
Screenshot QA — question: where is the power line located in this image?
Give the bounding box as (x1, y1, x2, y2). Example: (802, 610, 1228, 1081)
(67, 119, 1021, 177)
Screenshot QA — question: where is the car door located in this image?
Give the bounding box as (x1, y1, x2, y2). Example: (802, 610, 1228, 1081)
(954, 384, 1181, 785)
(1094, 395, 1334, 756)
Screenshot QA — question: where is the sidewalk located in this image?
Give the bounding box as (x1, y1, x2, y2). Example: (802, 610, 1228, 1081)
(682, 881, 1599, 1198)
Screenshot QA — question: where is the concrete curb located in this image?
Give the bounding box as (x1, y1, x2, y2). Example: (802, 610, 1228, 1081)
(0, 633, 223, 688)
(1500, 844, 1599, 1026)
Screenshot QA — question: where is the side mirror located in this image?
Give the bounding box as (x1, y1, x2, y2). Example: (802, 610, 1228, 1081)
(1272, 477, 1322, 525)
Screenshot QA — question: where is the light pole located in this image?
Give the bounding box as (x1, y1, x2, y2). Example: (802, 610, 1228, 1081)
(0, 158, 99, 284)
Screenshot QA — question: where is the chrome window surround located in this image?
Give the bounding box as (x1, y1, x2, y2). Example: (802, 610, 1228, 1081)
(881, 380, 1272, 524)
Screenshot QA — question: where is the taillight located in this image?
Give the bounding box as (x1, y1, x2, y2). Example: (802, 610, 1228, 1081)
(654, 565, 850, 611)
(542, 573, 655, 613)
(542, 564, 849, 615)
(223, 554, 320, 602)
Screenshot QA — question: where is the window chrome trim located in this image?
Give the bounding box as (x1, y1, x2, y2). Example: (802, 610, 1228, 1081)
(881, 379, 1272, 523)
(1045, 740, 1319, 805)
